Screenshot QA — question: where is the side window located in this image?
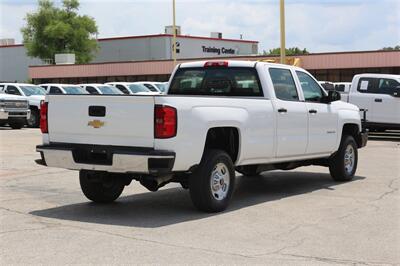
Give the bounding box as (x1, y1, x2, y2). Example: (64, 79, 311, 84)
(269, 68, 299, 101)
(116, 85, 129, 94)
(6, 85, 21, 95)
(378, 78, 400, 95)
(335, 84, 345, 92)
(49, 86, 63, 94)
(357, 78, 377, 93)
(86, 86, 99, 94)
(296, 71, 324, 102)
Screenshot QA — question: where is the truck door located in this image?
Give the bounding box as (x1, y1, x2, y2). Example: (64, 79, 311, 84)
(295, 71, 338, 154)
(349, 78, 374, 122)
(268, 67, 308, 157)
(369, 78, 400, 125)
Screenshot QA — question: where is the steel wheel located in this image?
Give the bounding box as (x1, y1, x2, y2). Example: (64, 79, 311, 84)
(344, 144, 355, 175)
(210, 162, 230, 201)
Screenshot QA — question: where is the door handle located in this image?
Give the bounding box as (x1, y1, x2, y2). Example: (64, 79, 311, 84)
(309, 109, 318, 114)
(374, 98, 382, 103)
(277, 108, 287, 113)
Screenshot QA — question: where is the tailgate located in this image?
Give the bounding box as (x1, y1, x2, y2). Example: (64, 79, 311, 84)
(47, 95, 155, 147)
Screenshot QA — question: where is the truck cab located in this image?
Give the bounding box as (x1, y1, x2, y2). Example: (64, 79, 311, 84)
(347, 74, 400, 131)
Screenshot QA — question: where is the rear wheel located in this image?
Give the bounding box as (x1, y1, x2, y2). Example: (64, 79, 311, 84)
(79, 170, 125, 203)
(27, 108, 39, 128)
(329, 135, 358, 181)
(189, 149, 235, 212)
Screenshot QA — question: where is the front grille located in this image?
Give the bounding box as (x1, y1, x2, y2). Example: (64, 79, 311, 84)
(1, 100, 29, 109)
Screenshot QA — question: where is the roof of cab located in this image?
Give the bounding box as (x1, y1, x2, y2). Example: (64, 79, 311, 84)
(178, 60, 305, 71)
(353, 73, 400, 79)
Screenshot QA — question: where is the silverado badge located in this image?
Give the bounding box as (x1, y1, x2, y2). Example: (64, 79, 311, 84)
(88, 120, 105, 128)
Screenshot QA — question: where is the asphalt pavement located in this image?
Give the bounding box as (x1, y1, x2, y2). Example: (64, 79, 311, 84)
(0, 128, 399, 265)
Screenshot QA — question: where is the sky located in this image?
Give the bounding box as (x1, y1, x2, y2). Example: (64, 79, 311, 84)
(0, 0, 399, 53)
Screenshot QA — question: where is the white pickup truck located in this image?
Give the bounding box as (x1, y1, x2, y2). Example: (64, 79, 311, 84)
(338, 74, 400, 131)
(36, 61, 367, 212)
(0, 83, 46, 127)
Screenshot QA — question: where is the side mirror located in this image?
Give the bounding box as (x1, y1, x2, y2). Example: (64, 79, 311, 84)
(326, 90, 341, 103)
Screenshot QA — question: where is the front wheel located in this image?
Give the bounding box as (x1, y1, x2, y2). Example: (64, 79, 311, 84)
(9, 120, 24, 129)
(27, 109, 39, 128)
(79, 170, 125, 203)
(189, 149, 235, 212)
(329, 135, 358, 181)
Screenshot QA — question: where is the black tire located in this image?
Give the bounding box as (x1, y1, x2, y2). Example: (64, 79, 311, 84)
(329, 135, 358, 181)
(79, 170, 125, 203)
(27, 108, 40, 128)
(9, 121, 24, 129)
(189, 149, 235, 212)
(235, 165, 261, 176)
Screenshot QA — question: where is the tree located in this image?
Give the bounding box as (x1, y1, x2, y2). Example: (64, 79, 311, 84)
(264, 47, 310, 56)
(21, 0, 98, 64)
(381, 45, 400, 51)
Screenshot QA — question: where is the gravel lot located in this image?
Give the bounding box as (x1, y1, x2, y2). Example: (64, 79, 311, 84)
(0, 128, 399, 265)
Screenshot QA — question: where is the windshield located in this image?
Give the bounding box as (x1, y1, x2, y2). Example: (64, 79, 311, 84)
(143, 84, 159, 92)
(20, 86, 46, 96)
(97, 85, 122, 94)
(62, 86, 87, 94)
(154, 83, 166, 92)
(128, 84, 150, 93)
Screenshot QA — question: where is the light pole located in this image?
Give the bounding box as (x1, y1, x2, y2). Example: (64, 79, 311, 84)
(172, 0, 177, 66)
(280, 0, 286, 64)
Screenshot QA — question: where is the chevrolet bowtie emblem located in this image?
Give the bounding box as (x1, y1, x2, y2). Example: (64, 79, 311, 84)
(88, 120, 105, 128)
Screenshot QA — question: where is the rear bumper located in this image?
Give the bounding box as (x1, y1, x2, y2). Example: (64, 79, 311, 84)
(36, 144, 175, 174)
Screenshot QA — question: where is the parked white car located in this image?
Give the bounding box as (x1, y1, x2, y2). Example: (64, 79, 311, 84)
(339, 74, 400, 131)
(0, 91, 30, 129)
(105, 82, 159, 95)
(39, 84, 88, 95)
(134, 81, 167, 93)
(37, 60, 367, 212)
(78, 84, 123, 95)
(0, 83, 46, 127)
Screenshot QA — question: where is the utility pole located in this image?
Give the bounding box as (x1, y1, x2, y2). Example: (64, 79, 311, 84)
(280, 0, 286, 64)
(172, 0, 177, 66)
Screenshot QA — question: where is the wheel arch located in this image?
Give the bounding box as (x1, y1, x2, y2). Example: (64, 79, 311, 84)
(342, 123, 363, 148)
(203, 127, 241, 164)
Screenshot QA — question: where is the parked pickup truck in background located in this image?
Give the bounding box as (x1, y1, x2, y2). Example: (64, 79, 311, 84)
(0, 83, 46, 128)
(0, 92, 30, 129)
(339, 74, 400, 131)
(36, 60, 367, 212)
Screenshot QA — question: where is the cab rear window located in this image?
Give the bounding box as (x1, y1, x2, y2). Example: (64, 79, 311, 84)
(169, 67, 263, 97)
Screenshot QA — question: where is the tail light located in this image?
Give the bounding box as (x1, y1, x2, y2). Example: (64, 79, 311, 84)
(40, 101, 48, 133)
(154, 105, 177, 139)
(204, 61, 228, 67)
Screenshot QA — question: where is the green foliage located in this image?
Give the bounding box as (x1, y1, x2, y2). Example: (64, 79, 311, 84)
(264, 47, 310, 56)
(21, 0, 98, 64)
(381, 45, 400, 51)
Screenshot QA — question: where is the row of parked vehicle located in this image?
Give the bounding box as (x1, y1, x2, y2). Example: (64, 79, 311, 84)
(1, 73, 399, 131)
(0, 81, 167, 128)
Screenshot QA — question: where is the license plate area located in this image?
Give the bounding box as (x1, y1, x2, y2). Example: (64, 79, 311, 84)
(72, 146, 112, 165)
